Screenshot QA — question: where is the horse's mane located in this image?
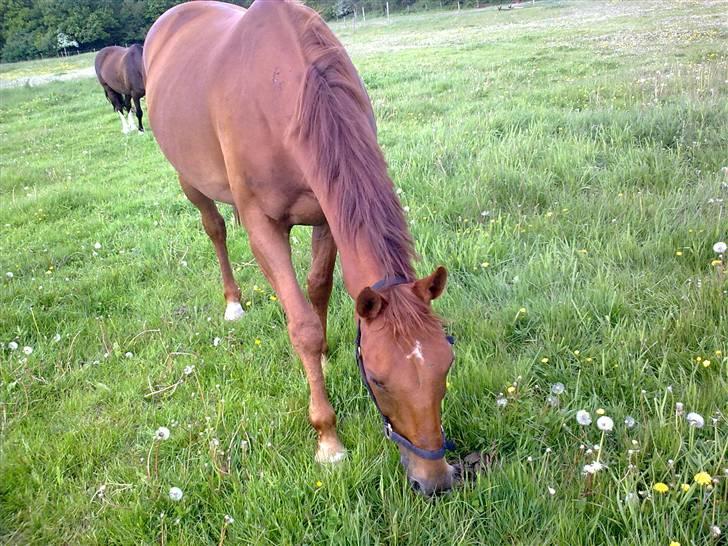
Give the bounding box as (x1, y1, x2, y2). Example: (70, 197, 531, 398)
(381, 286, 444, 342)
(293, 13, 415, 279)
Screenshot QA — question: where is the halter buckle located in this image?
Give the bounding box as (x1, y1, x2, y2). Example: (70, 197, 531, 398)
(384, 421, 393, 439)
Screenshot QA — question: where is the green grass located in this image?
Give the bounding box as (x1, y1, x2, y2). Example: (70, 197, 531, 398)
(1, 1, 727, 544)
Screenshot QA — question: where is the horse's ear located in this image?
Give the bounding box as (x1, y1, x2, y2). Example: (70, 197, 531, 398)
(413, 266, 448, 303)
(356, 287, 387, 321)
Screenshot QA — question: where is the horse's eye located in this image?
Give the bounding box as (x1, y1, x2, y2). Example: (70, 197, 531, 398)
(370, 377, 386, 390)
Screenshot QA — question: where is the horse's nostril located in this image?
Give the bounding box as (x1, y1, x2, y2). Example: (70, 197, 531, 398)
(409, 478, 422, 492)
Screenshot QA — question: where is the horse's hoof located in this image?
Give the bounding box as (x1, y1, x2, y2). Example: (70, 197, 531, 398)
(315, 440, 347, 464)
(224, 301, 245, 321)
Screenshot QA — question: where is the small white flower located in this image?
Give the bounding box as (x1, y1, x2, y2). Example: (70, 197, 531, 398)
(6, 272, 13, 279)
(224, 515, 234, 525)
(686, 412, 704, 428)
(183, 365, 195, 376)
(711, 525, 721, 538)
(550, 383, 565, 395)
(180, 260, 188, 267)
(23, 346, 33, 355)
(527, 456, 533, 463)
(403, 206, 410, 213)
(597, 416, 614, 431)
(582, 462, 604, 475)
(240, 440, 249, 450)
(213, 337, 221, 347)
(713, 242, 727, 254)
(8, 341, 18, 350)
(53, 333, 61, 342)
(675, 402, 684, 416)
(666, 385, 673, 393)
(624, 415, 636, 428)
(576, 410, 592, 426)
(125, 351, 133, 358)
(396, 187, 403, 195)
(546, 395, 559, 407)
(211, 438, 220, 447)
(547, 486, 556, 496)
(155, 427, 170, 441)
(496, 394, 507, 408)
(94, 242, 102, 250)
(168, 487, 183, 501)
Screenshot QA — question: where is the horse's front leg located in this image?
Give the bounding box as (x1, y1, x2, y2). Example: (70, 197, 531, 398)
(241, 206, 346, 464)
(307, 224, 337, 356)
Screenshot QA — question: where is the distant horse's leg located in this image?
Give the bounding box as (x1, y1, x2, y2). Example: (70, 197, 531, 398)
(103, 85, 129, 133)
(123, 95, 134, 131)
(307, 224, 337, 355)
(132, 95, 144, 133)
(241, 206, 345, 464)
(179, 177, 244, 320)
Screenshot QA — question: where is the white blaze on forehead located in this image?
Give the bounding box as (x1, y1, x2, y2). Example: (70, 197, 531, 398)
(405, 340, 425, 364)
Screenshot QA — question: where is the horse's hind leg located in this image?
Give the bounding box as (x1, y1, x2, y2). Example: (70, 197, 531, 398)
(307, 224, 337, 355)
(240, 205, 345, 464)
(103, 85, 129, 133)
(123, 95, 135, 130)
(179, 176, 244, 320)
(132, 95, 144, 133)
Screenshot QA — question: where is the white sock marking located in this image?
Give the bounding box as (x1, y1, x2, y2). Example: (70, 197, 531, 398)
(118, 111, 129, 133)
(224, 301, 245, 321)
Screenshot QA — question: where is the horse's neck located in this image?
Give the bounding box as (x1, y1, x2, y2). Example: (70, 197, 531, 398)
(336, 236, 391, 298)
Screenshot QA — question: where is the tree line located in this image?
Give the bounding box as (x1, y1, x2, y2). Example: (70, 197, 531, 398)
(0, 0, 499, 63)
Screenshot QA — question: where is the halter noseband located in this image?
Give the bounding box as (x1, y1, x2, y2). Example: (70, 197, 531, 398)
(355, 276, 455, 460)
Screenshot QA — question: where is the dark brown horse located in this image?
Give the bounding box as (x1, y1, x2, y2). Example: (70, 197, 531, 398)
(95, 44, 145, 133)
(144, 0, 456, 495)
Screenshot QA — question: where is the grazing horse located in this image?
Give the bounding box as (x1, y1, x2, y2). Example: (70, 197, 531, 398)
(95, 44, 145, 133)
(144, 0, 457, 495)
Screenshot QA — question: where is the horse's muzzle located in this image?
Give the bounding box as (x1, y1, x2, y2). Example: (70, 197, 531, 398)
(401, 449, 459, 496)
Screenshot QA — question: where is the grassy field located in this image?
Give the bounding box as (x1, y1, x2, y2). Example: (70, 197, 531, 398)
(1, 1, 727, 544)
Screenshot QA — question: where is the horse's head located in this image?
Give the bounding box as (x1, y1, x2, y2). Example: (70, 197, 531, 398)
(355, 266, 456, 495)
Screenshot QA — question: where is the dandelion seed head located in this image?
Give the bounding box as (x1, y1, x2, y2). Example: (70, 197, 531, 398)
(23, 346, 33, 355)
(496, 394, 508, 408)
(8, 341, 18, 350)
(155, 427, 170, 441)
(94, 242, 102, 250)
(6, 271, 14, 279)
(710, 526, 721, 539)
(550, 382, 565, 395)
(686, 412, 704, 428)
(624, 415, 636, 428)
(213, 337, 221, 347)
(597, 416, 614, 431)
(183, 365, 195, 376)
(576, 410, 592, 426)
(224, 515, 234, 525)
(168, 487, 183, 501)
(713, 241, 727, 254)
(675, 402, 684, 416)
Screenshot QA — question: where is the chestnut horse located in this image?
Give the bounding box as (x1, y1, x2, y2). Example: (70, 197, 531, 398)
(144, 0, 456, 494)
(95, 44, 145, 134)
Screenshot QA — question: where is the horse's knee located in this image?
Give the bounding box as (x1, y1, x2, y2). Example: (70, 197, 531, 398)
(307, 273, 331, 304)
(288, 316, 324, 356)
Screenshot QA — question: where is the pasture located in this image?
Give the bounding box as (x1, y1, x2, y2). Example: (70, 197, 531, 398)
(1, 0, 727, 544)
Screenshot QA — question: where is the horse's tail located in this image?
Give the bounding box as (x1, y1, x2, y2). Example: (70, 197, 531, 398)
(292, 14, 414, 276)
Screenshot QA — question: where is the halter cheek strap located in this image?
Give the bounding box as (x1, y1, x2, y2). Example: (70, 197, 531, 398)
(355, 276, 455, 460)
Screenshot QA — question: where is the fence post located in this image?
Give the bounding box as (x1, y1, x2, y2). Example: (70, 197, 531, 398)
(386, 1, 390, 20)
(457, 1, 461, 11)
(362, 6, 366, 21)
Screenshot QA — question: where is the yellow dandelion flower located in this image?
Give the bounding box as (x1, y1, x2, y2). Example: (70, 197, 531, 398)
(653, 482, 669, 494)
(702, 359, 710, 368)
(519, 307, 527, 314)
(712, 259, 723, 266)
(507, 386, 516, 395)
(245, 301, 252, 307)
(716, 350, 722, 356)
(680, 483, 690, 492)
(481, 262, 490, 268)
(675, 251, 683, 256)
(270, 295, 277, 301)
(254, 339, 262, 346)
(670, 542, 681, 546)
(573, 350, 580, 356)
(596, 408, 605, 415)
(695, 356, 702, 363)
(694, 471, 711, 486)
(315, 480, 323, 488)
(540, 357, 549, 364)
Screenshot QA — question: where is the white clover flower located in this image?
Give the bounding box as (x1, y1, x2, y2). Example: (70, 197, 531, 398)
(23, 346, 33, 355)
(547, 486, 556, 496)
(213, 337, 221, 347)
(624, 415, 636, 428)
(403, 206, 410, 213)
(713, 242, 727, 254)
(8, 341, 18, 350)
(576, 410, 592, 426)
(180, 260, 188, 267)
(496, 394, 507, 408)
(550, 383, 565, 395)
(94, 242, 102, 250)
(597, 416, 614, 431)
(125, 351, 133, 358)
(675, 402, 684, 416)
(183, 365, 195, 376)
(686, 412, 704, 428)
(240, 440, 249, 451)
(6, 272, 13, 279)
(155, 427, 170, 441)
(168, 487, 183, 501)
(711, 525, 721, 538)
(53, 333, 61, 342)
(224, 515, 234, 525)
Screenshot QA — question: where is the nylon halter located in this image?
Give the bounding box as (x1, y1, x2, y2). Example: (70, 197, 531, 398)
(355, 276, 455, 460)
